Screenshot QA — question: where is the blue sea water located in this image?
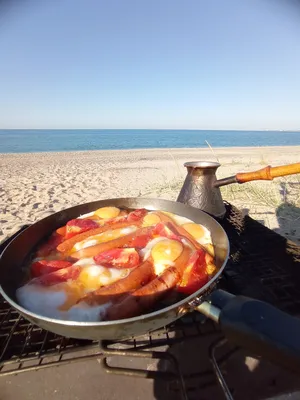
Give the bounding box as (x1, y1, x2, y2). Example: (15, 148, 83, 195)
(0, 129, 299, 153)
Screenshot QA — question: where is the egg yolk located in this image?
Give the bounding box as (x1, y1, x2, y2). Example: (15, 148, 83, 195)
(94, 206, 120, 219)
(58, 283, 84, 311)
(78, 266, 105, 290)
(78, 266, 128, 291)
(142, 213, 161, 227)
(206, 263, 217, 276)
(182, 223, 206, 240)
(151, 239, 183, 263)
(204, 243, 215, 257)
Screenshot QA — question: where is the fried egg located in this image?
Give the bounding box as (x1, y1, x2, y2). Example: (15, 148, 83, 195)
(17, 255, 131, 321)
(161, 212, 212, 246)
(73, 258, 130, 291)
(141, 237, 183, 276)
(16, 282, 83, 319)
(16, 282, 111, 321)
(139, 237, 167, 259)
(181, 223, 212, 246)
(77, 265, 130, 291)
(94, 206, 120, 219)
(142, 212, 161, 227)
(73, 226, 137, 251)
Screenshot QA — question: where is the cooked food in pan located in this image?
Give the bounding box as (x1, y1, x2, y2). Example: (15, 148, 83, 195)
(16, 207, 218, 321)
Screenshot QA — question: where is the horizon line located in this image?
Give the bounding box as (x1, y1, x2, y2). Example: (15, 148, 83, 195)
(0, 128, 299, 132)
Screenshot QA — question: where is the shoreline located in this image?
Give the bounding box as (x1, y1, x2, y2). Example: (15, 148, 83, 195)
(1, 144, 300, 157)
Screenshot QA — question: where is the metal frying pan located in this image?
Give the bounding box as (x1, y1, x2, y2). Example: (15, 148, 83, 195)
(1, 198, 300, 374)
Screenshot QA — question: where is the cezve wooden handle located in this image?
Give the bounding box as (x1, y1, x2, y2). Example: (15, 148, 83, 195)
(236, 162, 300, 184)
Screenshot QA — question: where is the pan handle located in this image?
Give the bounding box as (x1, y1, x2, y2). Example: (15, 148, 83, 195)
(194, 289, 300, 374)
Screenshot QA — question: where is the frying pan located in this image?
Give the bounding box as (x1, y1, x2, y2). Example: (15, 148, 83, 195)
(1, 198, 300, 375)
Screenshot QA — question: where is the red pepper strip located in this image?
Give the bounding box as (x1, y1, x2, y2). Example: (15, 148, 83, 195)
(94, 248, 140, 269)
(31, 260, 73, 277)
(65, 218, 99, 239)
(31, 265, 81, 286)
(127, 208, 148, 222)
(125, 232, 154, 249)
(152, 222, 181, 241)
(176, 250, 209, 295)
(56, 226, 67, 237)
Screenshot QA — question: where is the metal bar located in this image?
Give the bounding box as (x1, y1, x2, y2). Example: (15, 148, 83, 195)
(0, 314, 22, 362)
(209, 338, 234, 400)
(0, 352, 104, 377)
(195, 301, 221, 322)
(99, 347, 188, 400)
(1, 342, 101, 366)
(100, 357, 176, 379)
(37, 331, 49, 358)
(17, 324, 34, 360)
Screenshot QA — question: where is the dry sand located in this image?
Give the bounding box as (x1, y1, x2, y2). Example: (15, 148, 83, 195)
(0, 146, 299, 244)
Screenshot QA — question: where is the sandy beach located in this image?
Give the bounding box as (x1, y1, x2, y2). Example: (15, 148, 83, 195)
(0, 146, 299, 244)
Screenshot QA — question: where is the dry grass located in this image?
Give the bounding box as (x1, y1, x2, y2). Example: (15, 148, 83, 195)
(136, 142, 300, 243)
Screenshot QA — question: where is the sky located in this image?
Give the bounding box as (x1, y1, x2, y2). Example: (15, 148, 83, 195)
(0, 0, 300, 130)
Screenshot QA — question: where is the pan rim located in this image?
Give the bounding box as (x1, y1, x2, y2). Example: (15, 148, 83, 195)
(0, 197, 230, 327)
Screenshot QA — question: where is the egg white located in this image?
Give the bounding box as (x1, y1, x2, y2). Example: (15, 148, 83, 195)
(171, 214, 194, 225)
(73, 257, 96, 267)
(67, 301, 111, 322)
(16, 283, 112, 321)
(16, 284, 68, 320)
(195, 224, 212, 246)
(78, 211, 95, 219)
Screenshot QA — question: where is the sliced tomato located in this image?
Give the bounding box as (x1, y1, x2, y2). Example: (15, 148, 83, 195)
(177, 250, 209, 295)
(32, 265, 81, 286)
(126, 232, 153, 249)
(127, 209, 148, 222)
(153, 222, 181, 241)
(36, 232, 64, 258)
(65, 218, 99, 239)
(105, 215, 128, 225)
(31, 260, 73, 277)
(94, 248, 140, 269)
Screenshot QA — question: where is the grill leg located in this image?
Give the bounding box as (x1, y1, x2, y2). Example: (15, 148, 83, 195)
(98, 341, 188, 400)
(209, 338, 234, 400)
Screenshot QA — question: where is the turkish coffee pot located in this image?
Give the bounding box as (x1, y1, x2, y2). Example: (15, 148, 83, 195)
(177, 161, 300, 218)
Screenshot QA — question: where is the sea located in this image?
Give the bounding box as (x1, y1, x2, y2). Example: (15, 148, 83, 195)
(0, 129, 299, 153)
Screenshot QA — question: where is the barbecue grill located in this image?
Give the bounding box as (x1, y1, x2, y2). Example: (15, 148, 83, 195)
(1, 203, 300, 399)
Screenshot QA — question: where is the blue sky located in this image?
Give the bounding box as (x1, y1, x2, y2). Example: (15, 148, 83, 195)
(0, 0, 300, 130)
